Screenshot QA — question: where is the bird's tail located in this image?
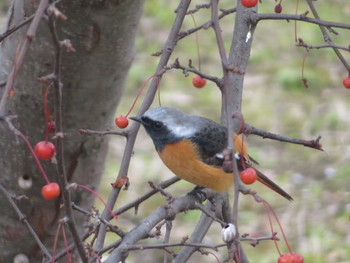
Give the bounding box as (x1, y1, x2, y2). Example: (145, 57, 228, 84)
(255, 169, 293, 201)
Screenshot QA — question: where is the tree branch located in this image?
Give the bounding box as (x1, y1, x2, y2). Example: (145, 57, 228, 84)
(244, 123, 323, 151)
(0, 183, 52, 260)
(305, 0, 350, 72)
(253, 12, 350, 30)
(104, 191, 216, 263)
(94, 0, 193, 252)
(48, 16, 87, 262)
(0, 0, 49, 116)
(174, 202, 215, 262)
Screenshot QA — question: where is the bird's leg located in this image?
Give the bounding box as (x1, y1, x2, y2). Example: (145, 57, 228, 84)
(187, 185, 207, 203)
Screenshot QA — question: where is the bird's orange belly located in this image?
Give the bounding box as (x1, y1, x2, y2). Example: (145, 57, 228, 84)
(158, 140, 234, 192)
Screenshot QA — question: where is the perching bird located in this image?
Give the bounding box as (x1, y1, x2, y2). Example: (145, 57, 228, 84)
(130, 107, 292, 201)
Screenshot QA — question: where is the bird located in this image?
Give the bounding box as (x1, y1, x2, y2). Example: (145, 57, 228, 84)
(130, 107, 292, 201)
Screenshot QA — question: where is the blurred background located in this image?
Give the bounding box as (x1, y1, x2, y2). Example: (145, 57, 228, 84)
(3, 0, 349, 262)
(106, 1, 350, 262)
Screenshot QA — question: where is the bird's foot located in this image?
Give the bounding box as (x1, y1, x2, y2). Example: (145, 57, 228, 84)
(187, 186, 207, 203)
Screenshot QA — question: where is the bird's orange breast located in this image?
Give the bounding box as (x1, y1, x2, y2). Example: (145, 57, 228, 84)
(158, 139, 234, 192)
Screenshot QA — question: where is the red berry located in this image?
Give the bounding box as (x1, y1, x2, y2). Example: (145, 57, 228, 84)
(277, 253, 304, 263)
(115, 115, 129, 128)
(240, 168, 257, 184)
(291, 254, 304, 263)
(274, 4, 282, 13)
(342, 76, 350, 89)
(278, 254, 293, 263)
(35, 141, 55, 160)
(41, 182, 61, 200)
(47, 120, 56, 132)
(192, 75, 206, 88)
(241, 0, 258, 8)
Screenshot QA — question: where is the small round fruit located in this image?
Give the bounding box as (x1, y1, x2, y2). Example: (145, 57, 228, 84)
(192, 75, 206, 88)
(291, 254, 304, 263)
(35, 141, 55, 160)
(115, 115, 129, 128)
(342, 76, 350, 89)
(240, 168, 257, 184)
(241, 0, 258, 8)
(274, 4, 282, 13)
(278, 254, 293, 263)
(41, 182, 61, 200)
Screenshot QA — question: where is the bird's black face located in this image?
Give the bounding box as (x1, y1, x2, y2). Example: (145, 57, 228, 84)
(130, 116, 180, 152)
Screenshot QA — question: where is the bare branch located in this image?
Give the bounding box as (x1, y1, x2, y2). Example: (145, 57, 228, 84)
(112, 177, 181, 218)
(244, 123, 323, 151)
(305, 0, 350, 72)
(253, 13, 350, 30)
(0, 15, 34, 42)
(297, 38, 350, 52)
(175, 201, 215, 262)
(0, 183, 52, 260)
(104, 191, 217, 263)
(170, 58, 223, 87)
(0, 0, 50, 116)
(178, 7, 236, 40)
(79, 128, 128, 137)
(94, 0, 193, 251)
(48, 16, 87, 262)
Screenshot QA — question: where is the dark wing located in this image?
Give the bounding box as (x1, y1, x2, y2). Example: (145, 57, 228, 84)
(188, 117, 293, 201)
(189, 118, 228, 167)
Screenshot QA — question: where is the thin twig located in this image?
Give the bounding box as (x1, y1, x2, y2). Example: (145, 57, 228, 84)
(253, 12, 350, 30)
(79, 128, 128, 137)
(103, 191, 217, 263)
(171, 58, 222, 87)
(297, 38, 350, 52)
(244, 123, 323, 151)
(194, 202, 225, 225)
(71, 203, 124, 237)
(178, 7, 236, 40)
(127, 241, 224, 251)
(174, 201, 215, 262)
(48, 16, 88, 263)
(43, 231, 93, 263)
(211, 0, 228, 68)
(163, 221, 173, 263)
(0, 183, 52, 260)
(111, 177, 180, 219)
(305, 0, 350, 72)
(0, 14, 34, 42)
(94, 0, 192, 252)
(0, 0, 50, 116)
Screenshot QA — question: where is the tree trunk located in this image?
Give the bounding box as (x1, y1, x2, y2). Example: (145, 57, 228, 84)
(0, 0, 144, 262)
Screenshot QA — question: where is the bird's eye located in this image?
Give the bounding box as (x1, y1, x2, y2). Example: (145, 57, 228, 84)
(153, 121, 163, 130)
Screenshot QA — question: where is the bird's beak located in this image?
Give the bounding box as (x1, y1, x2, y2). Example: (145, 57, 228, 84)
(129, 116, 142, 124)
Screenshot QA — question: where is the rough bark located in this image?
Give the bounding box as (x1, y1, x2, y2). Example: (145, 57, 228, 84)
(0, 0, 144, 262)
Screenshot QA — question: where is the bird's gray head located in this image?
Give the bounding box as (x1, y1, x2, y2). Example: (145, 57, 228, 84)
(130, 107, 199, 151)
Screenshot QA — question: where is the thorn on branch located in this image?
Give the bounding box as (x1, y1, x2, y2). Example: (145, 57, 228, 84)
(47, 5, 67, 20)
(111, 177, 129, 190)
(37, 73, 56, 83)
(60, 39, 76, 52)
(186, 3, 211, 15)
(14, 194, 29, 201)
(226, 65, 245, 75)
(151, 50, 163, 57)
(148, 181, 174, 203)
(302, 77, 309, 88)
